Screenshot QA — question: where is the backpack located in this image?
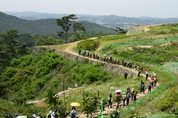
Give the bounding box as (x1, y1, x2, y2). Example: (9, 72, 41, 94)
(131, 91, 135, 94)
(122, 96, 126, 100)
(108, 97, 111, 101)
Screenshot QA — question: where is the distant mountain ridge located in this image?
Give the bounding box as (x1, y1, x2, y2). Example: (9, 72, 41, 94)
(0, 12, 115, 35)
(4, 11, 178, 28)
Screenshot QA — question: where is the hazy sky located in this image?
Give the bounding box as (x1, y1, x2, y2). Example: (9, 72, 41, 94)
(1, 0, 178, 18)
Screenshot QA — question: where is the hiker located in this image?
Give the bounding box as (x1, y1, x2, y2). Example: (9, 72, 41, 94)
(122, 93, 126, 106)
(72, 106, 76, 111)
(126, 94, 130, 105)
(115, 92, 122, 103)
(128, 61, 132, 68)
(130, 88, 135, 100)
(51, 110, 58, 118)
(32, 114, 37, 118)
(150, 77, 154, 88)
(116, 59, 119, 64)
(124, 71, 128, 80)
(154, 77, 157, 87)
(5, 114, 12, 118)
(93, 97, 98, 111)
(116, 103, 121, 115)
(37, 112, 43, 118)
(122, 60, 124, 66)
(148, 82, 152, 93)
(89, 52, 92, 58)
(145, 70, 149, 80)
(137, 70, 141, 77)
(46, 110, 52, 118)
(78, 49, 81, 55)
(122, 60, 126, 66)
(126, 86, 131, 96)
(82, 50, 86, 56)
(133, 91, 138, 101)
(70, 109, 76, 118)
(110, 56, 112, 63)
(14, 114, 18, 118)
(140, 80, 145, 94)
(108, 94, 112, 108)
(127, 61, 130, 68)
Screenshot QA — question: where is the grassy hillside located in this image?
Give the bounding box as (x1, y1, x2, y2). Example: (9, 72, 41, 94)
(56, 23, 178, 117)
(0, 12, 116, 34)
(0, 23, 178, 117)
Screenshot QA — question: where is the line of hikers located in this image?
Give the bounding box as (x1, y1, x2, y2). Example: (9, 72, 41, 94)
(78, 49, 147, 73)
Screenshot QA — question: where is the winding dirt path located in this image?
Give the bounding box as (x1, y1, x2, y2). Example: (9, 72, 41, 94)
(29, 39, 159, 117)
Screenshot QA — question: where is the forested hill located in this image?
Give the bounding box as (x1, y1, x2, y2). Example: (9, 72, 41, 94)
(4, 11, 178, 28)
(0, 12, 116, 34)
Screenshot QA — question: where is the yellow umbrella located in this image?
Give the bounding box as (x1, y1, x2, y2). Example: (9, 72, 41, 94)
(70, 102, 80, 107)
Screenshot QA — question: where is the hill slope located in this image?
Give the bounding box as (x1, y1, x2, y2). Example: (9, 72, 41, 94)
(0, 12, 116, 34)
(0, 23, 178, 117)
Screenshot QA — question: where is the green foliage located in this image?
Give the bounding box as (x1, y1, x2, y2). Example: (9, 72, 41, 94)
(1, 48, 113, 101)
(56, 14, 83, 43)
(45, 90, 59, 107)
(5, 67, 17, 78)
(9, 92, 27, 105)
(69, 33, 87, 42)
(115, 27, 127, 34)
(82, 92, 95, 117)
(157, 89, 178, 111)
(0, 97, 46, 118)
(0, 38, 10, 68)
(153, 31, 167, 35)
(69, 64, 111, 85)
(169, 29, 178, 34)
(35, 37, 62, 46)
(112, 49, 118, 55)
(77, 40, 100, 51)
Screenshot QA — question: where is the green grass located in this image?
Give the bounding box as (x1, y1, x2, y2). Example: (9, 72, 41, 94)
(1, 23, 178, 117)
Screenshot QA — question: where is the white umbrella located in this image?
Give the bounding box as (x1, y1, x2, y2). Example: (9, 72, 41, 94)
(115, 89, 122, 93)
(17, 116, 27, 118)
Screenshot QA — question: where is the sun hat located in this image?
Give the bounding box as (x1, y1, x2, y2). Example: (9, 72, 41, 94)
(32, 114, 37, 118)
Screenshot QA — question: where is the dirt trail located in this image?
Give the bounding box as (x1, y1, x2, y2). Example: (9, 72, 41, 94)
(29, 39, 159, 117)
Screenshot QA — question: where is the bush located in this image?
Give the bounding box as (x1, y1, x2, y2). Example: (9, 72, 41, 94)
(10, 58, 20, 67)
(5, 67, 17, 78)
(77, 40, 100, 51)
(157, 89, 178, 111)
(112, 49, 118, 55)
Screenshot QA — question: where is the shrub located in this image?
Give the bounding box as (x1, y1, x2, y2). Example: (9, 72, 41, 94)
(5, 67, 17, 78)
(112, 49, 118, 55)
(77, 40, 100, 51)
(157, 89, 178, 111)
(10, 58, 20, 67)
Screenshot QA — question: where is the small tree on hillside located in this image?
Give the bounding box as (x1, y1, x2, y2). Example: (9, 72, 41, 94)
(115, 27, 127, 34)
(56, 14, 85, 43)
(82, 92, 95, 118)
